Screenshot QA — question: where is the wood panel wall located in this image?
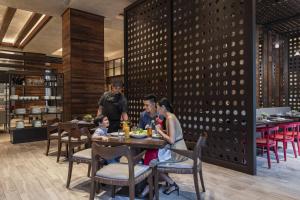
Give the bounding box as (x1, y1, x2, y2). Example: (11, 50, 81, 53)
(256, 27, 289, 108)
(62, 8, 105, 120)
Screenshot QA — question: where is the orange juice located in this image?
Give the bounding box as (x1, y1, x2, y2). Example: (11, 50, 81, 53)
(124, 125, 130, 138)
(147, 127, 152, 137)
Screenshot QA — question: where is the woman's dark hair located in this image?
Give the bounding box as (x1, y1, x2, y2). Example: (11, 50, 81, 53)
(158, 97, 174, 113)
(94, 115, 107, 126)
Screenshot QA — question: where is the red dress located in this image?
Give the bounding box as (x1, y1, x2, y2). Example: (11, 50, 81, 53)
(143, 117, 163, 165)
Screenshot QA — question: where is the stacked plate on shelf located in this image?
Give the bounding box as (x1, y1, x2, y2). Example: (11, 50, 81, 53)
(15, 108, 26, 114)
(31, 107, 42, 114)
(48, 106, 57, 113)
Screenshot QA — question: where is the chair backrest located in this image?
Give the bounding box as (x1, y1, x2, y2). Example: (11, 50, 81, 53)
(193, 132, 208, 162)
(279, 123, 296, 139)
(91, 142, 136, 181)
(265, 126, 279, 142)
(47, 118, 61, 136)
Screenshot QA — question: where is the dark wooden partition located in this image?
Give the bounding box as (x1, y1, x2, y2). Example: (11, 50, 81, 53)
(288, 36, 300, 110)
(125, 0, 256, 174)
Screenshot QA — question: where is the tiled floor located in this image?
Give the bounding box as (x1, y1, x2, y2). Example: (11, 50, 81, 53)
(0, 133, 300, 200)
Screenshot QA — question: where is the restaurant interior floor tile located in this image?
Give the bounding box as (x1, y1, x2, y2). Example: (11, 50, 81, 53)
(0, 133, 300, 200)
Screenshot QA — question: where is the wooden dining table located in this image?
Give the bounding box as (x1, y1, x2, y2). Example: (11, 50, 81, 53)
(92, 135, 166, 149)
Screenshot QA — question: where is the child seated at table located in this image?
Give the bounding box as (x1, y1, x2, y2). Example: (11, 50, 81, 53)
(93, 115, 119, 164)
(93, 115, 109, 139)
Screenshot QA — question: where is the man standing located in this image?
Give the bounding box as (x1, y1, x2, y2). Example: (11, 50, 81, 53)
(138, 94, 162, 129)
(97, 80, 128, 133)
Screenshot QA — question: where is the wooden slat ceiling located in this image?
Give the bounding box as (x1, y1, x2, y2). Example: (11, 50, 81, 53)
(257, 0, 300, 36)
(0, 6, 51, 49)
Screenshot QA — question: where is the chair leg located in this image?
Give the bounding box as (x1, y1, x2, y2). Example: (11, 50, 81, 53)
(283, 142, 287, 161)
(111, 185, 116, 198)
(199, 169, 205, 192)
(87, 163, 91, 177)
(46, 139, 50, 156)
(148, 174, 153, 200)
(266, 146, 271, 169)
(274, 146, 279, 163)
(297, 138, 300, 156)
(154, 168, 159, 200)
(57, 141, 62, 162)
(66, 143, 69, 159)
(66, 160, 73, 188)
(291, 141, 297, 158)
(89, 179, 96, 200)
(193, 170, 201, 200)
(129, 183, 135, 200)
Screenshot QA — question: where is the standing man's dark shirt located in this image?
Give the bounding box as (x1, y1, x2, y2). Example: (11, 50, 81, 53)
(98, 91, 128, 133)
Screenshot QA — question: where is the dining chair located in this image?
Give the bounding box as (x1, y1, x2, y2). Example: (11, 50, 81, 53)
(272, 123, 298, 161)
(256, 126, 279, 168)
(57, 122, 89, 162)
(289, 122, 300, 156)
(66, 127, 94, 188)
(153, 133, 207, 200)
(90, 142, 153, 200)
(45, 118, 65, 156)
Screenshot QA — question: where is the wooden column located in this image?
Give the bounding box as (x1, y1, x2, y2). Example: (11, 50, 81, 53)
(62, 8, 105, 120)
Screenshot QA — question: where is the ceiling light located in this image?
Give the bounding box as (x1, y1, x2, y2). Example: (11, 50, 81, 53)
(19, 14, 46, 46)
(295, 51, 300, 56)
(274, 42, 280, 49)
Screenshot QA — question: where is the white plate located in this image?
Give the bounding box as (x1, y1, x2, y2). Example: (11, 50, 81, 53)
(110, 132, 124, 137)
(130, 133, 147, 139)
(152, 134, 162, 139)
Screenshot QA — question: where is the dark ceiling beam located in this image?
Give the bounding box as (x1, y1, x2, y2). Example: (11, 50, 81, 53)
(14, 13, 42, 47)
(0, 62, 50, 70)
(19, 16, 52, 48)
(0, 7, 17, 42)
(263, 13, 300, 26)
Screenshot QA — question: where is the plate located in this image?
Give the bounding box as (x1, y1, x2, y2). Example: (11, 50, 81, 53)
(130, 133, 147, 139)
(130, 132, 147, 139)
(152, 133, 162, 139)
(110, 132, 124, 137)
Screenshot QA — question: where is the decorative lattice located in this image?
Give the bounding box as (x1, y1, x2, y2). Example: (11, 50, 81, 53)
(125, 0, 255, 174)
(288, 36, 300, 110)
(171, 0, 254, 171)
(257, 30, 264, 107)
(125, 0, 170, 124)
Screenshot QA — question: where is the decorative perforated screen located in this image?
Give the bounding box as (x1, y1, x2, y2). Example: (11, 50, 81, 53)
(288, 36, 300, 110)
(125, 0, 170, 124)
(125, 0, 255, 174)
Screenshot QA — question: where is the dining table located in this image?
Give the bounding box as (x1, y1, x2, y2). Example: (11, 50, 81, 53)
(256, 118, 296, 127)
(92, 135, 166, 149)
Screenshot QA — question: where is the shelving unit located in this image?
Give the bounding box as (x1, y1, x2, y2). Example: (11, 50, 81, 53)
(0, 83, 8, 131)
(7, 71, 64, 143)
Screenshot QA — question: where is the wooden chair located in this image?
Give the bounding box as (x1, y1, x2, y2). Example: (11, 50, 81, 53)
(153, 134, 207, 200)
(45, 118, 65, 156)
(66, 126, 94, 188)
(90, 142, 153, 200)
(57, 122, 89, 162)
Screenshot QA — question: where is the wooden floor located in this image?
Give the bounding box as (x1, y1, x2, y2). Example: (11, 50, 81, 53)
(0, 133, 300, 200)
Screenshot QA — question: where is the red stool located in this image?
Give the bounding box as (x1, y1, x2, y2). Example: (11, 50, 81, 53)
(272, 123, 298, 161)
(256, 126, 279, 169)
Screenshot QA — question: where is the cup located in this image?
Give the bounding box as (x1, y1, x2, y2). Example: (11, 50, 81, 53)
(124, 125, 130, 139)
(147, 127, 152, 137)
